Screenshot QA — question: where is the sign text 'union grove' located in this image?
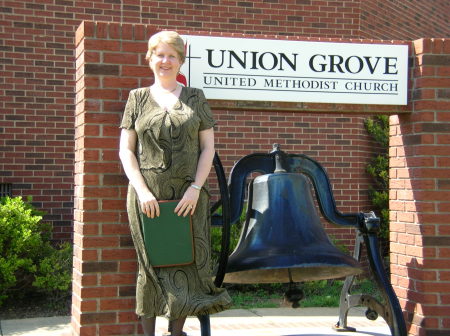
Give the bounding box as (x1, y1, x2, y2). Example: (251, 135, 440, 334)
(206, 49, 399, 75)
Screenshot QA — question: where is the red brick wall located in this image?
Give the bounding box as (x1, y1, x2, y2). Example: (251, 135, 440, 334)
(360, 1, 450, 40)
(1, 0, 449, 240)
(390, 38, 450, 336)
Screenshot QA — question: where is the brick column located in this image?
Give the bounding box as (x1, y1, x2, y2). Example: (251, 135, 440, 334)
(73, 21, 156, 335)
(390, 38, 450, 336)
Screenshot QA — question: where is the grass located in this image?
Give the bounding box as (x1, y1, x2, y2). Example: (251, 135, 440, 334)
(226, 283, 285, 309)
(229, 290, 281, 309)
(226, 278, 379, 309)
(300, 280, 343, 307)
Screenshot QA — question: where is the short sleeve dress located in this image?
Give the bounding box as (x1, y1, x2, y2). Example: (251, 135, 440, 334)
(120, 86, 232, 320)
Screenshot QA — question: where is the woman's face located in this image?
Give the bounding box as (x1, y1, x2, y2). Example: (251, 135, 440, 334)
(149, 42, 181, 81)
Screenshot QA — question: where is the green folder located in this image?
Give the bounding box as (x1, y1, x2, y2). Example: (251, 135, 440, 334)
(140, 200, 194, 267)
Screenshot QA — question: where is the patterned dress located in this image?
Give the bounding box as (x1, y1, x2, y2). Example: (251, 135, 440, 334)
(120, 86, 231, 320)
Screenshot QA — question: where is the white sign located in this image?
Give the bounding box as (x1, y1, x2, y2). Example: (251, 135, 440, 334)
(179, 35, 408, 105)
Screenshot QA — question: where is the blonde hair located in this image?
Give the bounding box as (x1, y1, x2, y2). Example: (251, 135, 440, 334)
(145, 31, 185, 64)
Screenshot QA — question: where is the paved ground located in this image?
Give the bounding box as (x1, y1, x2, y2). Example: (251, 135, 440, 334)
(1, 307, 391, 336)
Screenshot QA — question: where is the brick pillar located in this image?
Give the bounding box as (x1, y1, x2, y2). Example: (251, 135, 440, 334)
(72, 21, 155, 335)
(390, 38, 450, 336)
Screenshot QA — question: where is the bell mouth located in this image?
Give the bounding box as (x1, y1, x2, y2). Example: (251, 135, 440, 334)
(223, 242, 362, 284)
(223, 265, 362, 284)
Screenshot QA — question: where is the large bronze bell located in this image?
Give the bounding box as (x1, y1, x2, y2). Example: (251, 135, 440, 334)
(223, 168, 361, 284)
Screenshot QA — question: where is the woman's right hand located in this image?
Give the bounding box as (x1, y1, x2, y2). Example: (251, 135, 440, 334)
(138, 190, 160, 218)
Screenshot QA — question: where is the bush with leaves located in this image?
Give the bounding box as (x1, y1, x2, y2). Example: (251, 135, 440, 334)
(211, 202, 247, 268)
(33, 241, 72, 306)
(0, 196, 72, 306)
(364, 115, 390, 251)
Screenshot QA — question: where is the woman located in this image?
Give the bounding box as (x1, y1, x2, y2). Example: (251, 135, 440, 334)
(119, 31, 231, 336)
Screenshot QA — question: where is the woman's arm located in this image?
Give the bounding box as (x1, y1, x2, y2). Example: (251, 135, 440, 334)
(175, 127, 215, 217)
(119, 128, 160, 218)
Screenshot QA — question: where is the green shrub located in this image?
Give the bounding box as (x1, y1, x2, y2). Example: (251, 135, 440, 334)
(0, 196, 72, 306)
(33, 242, 73, 305)
(364, 115, 390, 242)
(211, 203, 246, 267)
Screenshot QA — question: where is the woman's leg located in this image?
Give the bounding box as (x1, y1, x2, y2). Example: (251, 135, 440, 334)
(170, 317, 187, 336)
(141, 316, 156, 336)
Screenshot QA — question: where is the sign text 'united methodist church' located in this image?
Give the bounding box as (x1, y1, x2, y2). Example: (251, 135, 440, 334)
(180, 35, 408, 105)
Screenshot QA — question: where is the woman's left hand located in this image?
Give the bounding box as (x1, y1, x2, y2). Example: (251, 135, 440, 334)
(175, 185, 200, 217)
